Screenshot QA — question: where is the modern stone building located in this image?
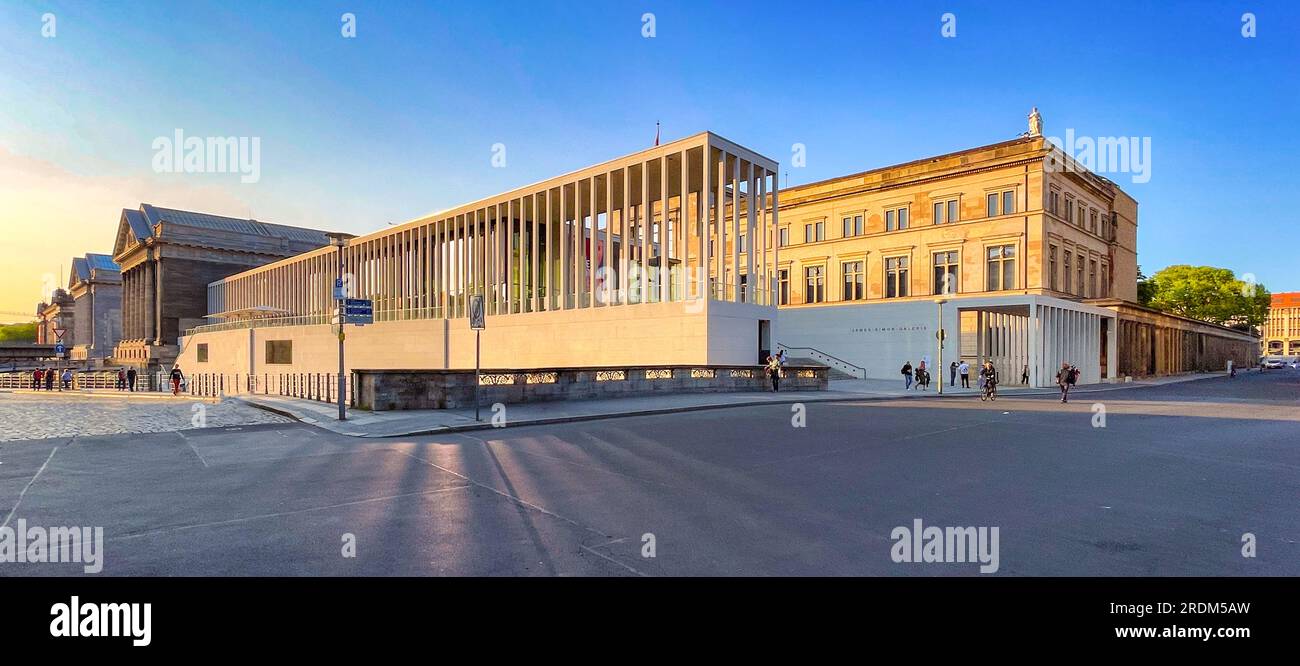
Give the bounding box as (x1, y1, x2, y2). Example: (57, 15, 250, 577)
(771, 110, 1255, 385)
(178, 133, 781, 382)
(1262, 292, 1300, 358)
(111, 204, 333, 367)
(67, 253, 122, 363)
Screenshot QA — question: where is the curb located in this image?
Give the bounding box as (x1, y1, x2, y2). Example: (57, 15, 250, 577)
(230, 371, 1229, 439)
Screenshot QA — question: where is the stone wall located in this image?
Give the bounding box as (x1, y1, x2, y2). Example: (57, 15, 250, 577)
(353, 365, 828, 411)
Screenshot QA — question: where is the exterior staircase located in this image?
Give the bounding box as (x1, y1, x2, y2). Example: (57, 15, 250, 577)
(777, 344, 866, 380)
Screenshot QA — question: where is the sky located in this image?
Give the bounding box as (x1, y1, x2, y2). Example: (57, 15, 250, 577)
(1, 0, 1297, 321)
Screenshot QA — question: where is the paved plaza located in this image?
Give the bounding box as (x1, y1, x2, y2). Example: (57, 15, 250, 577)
(0, 393, 291, 441)
(0, 370, 1296, 576)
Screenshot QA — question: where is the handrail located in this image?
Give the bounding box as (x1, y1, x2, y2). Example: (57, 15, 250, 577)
(776, 343, 866, 379)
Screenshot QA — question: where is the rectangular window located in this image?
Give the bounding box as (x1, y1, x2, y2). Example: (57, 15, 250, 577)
(778, 269, 789, 305)
(1077, 259, 1085, 296)
(1049, 245, 1058, 291)
(854, 214, 864, 236)
(987, 193, 998, 218)
(948, 199, 959, 224)
(898, 207, 908, 229)
(1064, 251, 1073, 293)
(805, 223, 813, 243)
(778, 227, 789, 247)
(986, 245, 1016, 291)
(1049, 190, 1059, 215)
(1089, 259, 1097, 298)
(1090, 209, 1098, 234)
(842, 260, 864, 301)
(805, 221, 825, 242)
(1002, 190, 1015, 215)
(933, 202, 944, 225)
(804, 265, 825, 303)
(885, 207, 907, 232)
(885, 209, 896, 232)
(197, 343, 209, 363)
(932, 251, 959, 295)
(885, 256, 909, 298)
(738, 235, 747, 253)
(1065, 198, 1074, 224)
(1100, 264, 1109, 297)
(1078, 202, 1086, 227)
(840, 215, 864, 238)
(266, 340, 293, 365)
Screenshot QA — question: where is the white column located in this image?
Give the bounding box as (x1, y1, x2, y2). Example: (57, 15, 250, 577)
(1029, 302, 1040, 387)
(620, 168, 630, 305)
(699, 148, 710, 300)
(595, 174, 603, 306)
(715, 149, 726, 299)
(640, 164, 649, 305)
(559, 185, 568, 310)
(660, 156, 669, 304)
(745, 161, 755, 303)
(731, 155, 740, 303)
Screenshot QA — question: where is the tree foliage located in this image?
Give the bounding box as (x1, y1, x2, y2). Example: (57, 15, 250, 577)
(0, 322, 37, 343)
(1143, 265, 1270, 327)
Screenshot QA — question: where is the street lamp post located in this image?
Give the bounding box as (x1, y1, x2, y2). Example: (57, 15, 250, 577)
(327, 232, 354, 421)
(935, 298, 948, 395)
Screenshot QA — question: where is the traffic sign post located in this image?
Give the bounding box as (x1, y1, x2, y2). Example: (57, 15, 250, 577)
(470, 295, 484, 421)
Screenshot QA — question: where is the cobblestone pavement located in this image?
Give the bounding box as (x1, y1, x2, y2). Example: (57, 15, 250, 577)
(0, 393, 291, 441)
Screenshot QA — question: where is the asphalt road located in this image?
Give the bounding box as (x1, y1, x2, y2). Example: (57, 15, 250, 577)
(2, 370, 1296, 576)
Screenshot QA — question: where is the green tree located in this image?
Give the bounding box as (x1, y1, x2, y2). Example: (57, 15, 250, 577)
(1144, 265, 1270, 327)
(0, 322, 37, 342)
(1136, 266, 1157, 306)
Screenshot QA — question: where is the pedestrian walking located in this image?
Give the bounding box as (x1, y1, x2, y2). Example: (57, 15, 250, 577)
(949, 361, 958, 388)
(901, 361, 913, 390)
(116, 368, 126, 391)
(61, 368, 72, 391)
(765, 354, 781, 392)
(958, 360, 970, 388)
(32, 367, 43, 390)
(1021, 364, 1030, 385)
(126, 367, 137, 392)
(44, 368, 54, 391)
(169, 365, 185, 396)
(917, 361, 929, 391)
(1056, 362, 1073, 403)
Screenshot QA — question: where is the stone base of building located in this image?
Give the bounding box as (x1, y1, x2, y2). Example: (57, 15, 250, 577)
(1088, 299, 1259, 378)
(112, 340, 179, 368)
(352, 365, 828, 411)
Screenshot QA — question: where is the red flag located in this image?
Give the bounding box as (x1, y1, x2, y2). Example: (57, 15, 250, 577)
(654, 121, 660, 146)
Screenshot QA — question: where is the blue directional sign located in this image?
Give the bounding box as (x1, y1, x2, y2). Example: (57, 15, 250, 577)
(54, 343, 67, 356)
(333, 278, 346, 300)
(339, 298, 373, 325)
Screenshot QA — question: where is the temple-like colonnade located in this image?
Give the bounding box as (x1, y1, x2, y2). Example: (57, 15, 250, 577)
(207, 133, 781, 325)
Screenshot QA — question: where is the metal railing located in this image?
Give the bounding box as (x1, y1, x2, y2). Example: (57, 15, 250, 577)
(776, 344, 866, 379)
(184, 371, 352, 405)
(0, 370, 172, 392)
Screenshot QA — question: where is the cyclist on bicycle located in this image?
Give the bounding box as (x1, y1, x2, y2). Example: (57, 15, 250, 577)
(980, 361, 998, 398)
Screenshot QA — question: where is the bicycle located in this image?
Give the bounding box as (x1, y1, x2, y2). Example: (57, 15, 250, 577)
(980, 379, 997, 401)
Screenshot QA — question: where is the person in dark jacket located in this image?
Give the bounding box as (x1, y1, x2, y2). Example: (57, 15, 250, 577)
(33, 367, 43, 390)
(949, 362, 958, 388)
(126, 367, 137, 392)
(901, 362, 913, 390)
(117, 368, 126, 391)
(1056, 362, 1072, 403)
(44, 368, 55, 391)
(170, 365, 185, 396)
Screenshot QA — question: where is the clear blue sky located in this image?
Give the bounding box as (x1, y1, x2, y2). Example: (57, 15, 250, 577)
(2, 0, 1297, 303)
